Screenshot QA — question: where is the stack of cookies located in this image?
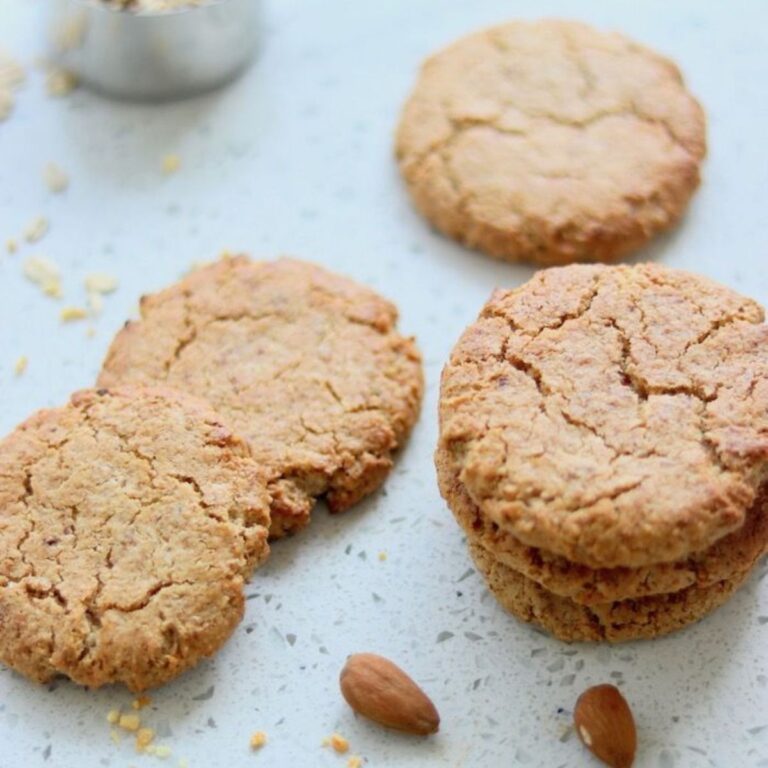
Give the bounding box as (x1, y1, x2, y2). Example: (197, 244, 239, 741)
(0, 257, 423, 689)
(437, 263, 768, 641)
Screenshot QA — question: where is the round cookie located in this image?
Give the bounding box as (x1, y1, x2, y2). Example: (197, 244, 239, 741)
(0, 387, 270, 691)
(397, 20, 706, 265)
(438, 263, 768, 569)
(98, 256, 424, 538)
(438, 446, 768, 605)
(468, 540, 759, 643)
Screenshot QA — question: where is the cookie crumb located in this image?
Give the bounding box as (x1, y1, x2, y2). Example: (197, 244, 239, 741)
(0, 50, 25, 121)
(23, 216, 49, 243)
(327, 733, 349, 754)
(6, 238, 18, 254)
(378, 551, 387, 561)
(44, 163, 69, 193)
(109, 729, 122, 745)
(88, 292, 104, 316)
(347, 758, 363, 768)
(153, 745, 172, 759)
(46, 67, 78, 96)
(42, 279, 62, 298)
(85, 272, 118, 294)
(118, 713, 141, 732)
(162, 154, 181, 174)
(14, 355, 28, 376)
(132, 694, 151, 710)
(60, 306, 88, 323)
(86, 326, 97, 338)
(178, 759, 189, 768)
(106, 709, 121, 725)
(23, 255, 61, 297)
(249, 731, 267, 750)
(135, 727, 155, 752)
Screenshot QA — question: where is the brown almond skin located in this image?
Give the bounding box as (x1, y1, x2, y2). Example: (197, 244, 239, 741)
(574, 684, 637, 768)
(340, 653, 440, 735)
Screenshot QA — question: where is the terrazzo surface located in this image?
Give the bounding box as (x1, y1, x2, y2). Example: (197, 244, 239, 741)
(0, 0, 767, 766)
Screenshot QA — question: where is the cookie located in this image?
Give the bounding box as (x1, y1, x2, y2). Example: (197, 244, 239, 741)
(438, 263, 768, 640)
(0, 387, 270, 691)
(439, 447, 768, 605)
(439, 263, 768, 569)
(396, 20, 706, 265)
(98, 257, 424, 537)
(468, 540, 758, 643)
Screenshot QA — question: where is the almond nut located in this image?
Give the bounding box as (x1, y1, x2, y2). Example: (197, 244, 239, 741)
(574, 684, 637, 768)
(339, 653, 440, 735)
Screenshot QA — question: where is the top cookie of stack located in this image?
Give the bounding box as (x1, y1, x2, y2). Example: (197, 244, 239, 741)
(397, 20, 706, 265)
(437, 263, 768, 641)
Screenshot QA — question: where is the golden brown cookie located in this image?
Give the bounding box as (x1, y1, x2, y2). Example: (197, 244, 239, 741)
(438, 447, 768, 605)
(396, 20, 706, 265)
(468, 540, 759, 643)
(439, 263, 768, 570)
(0, 386, 270, 691)
(98, 257, 423, 538)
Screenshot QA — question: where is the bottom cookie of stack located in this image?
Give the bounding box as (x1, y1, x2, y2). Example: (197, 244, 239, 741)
(438, 454, 768, 641)
(467, 540, 757, 643)
(437, 451, 768, 642)
(438, 448, 768, 641)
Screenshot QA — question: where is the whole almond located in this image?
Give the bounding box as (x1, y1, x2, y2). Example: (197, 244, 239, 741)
(574, 684, 637, 768)
(339, 653, 440, 735)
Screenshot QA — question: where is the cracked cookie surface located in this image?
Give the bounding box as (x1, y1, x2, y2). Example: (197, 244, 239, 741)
(439, 263, 768, 569)
(98, 257, 424, 537)
(396, 20, 706, 265)
(0, 386, 270, 691)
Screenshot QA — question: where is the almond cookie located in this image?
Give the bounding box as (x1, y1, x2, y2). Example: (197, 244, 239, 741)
(439, 449, 768, 605)
(438, 263, 768, 640)
(98, 257, 424, 537)
(397, 20, 706, 265)
(0, 387, 270, 691)
(468, 539, 760, 643)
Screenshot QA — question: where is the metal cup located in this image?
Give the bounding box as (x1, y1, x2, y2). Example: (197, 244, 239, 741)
(49, 0, 261, 101)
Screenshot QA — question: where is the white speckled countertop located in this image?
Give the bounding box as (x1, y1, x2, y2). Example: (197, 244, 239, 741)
(1, 1, 767, 766)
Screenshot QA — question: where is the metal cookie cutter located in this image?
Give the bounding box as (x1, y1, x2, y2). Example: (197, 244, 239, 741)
(49, 0, 261, 101)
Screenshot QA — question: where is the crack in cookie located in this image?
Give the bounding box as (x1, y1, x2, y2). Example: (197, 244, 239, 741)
(397, 20, 706, 264)
(439, 263, 768, 570)
(98, 257, 424, 538)
(0, 387, 270, 691)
